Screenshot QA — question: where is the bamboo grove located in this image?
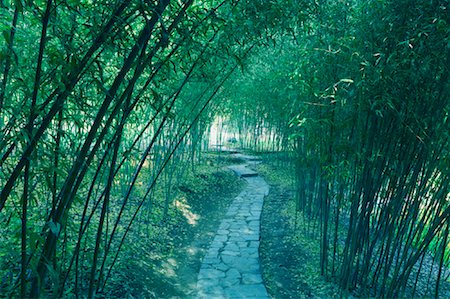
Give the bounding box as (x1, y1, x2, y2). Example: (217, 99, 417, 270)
(1, 0, 449, 298)
(221, 0, 450, 297)
(0, 0, 301, 297)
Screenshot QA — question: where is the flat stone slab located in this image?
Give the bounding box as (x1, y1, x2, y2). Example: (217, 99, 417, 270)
(232, 153, 263, 162)
(196, 155, 269, 299)
(224, 284, 269, 298)
(228, 164, 258, 178)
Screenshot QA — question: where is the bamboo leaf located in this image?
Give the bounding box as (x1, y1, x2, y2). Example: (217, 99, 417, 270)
(2, 30, 9, 45)
(14, 0, 24, 12)
(47, 221, 61, 236)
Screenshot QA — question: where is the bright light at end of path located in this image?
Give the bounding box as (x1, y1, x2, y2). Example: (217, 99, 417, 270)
(208, 116, 235, 149)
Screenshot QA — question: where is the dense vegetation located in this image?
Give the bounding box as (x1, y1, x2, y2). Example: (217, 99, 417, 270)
(0, 0, 449, 298)
(221, 0, 450, 297)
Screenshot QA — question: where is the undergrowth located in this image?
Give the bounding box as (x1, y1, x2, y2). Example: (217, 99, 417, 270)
(257, 152, 343, 298)
(257, 152, 450, 298)
(102, 153, 244, 298)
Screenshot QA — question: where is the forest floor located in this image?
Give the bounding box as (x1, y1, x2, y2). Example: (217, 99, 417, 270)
(104, 150, 450, 298)
(104, 152, 246, 298)
(256, 159, 343, 298)
(255, 153, 450, 299)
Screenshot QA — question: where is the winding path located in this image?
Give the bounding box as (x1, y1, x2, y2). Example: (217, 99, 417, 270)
(196, 155, 269, 298)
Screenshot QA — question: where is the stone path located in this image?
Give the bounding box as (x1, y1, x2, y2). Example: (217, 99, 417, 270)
(196, 156, 269, 299)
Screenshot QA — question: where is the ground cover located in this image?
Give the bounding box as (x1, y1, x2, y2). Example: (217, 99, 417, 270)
(101, 153, 245, 298)
(257, 153, 450, 298)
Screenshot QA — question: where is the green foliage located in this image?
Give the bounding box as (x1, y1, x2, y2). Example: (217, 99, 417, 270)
(1, 0, 448, 297)
(101, 160, 243, 298)
(0, 0, 294, 296)
(217, 0, 450, 297)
